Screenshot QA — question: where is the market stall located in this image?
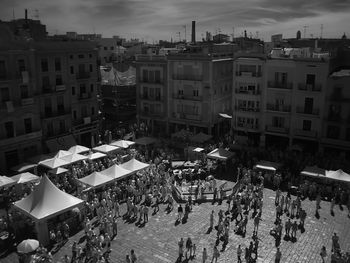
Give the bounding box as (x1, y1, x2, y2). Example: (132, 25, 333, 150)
(120, 158, 150, 173)
(78, 172, 114, 189)
(100, 164, 133, 180)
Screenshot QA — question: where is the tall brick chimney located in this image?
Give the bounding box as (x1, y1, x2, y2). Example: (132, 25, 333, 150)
(191, 21, 196, 44)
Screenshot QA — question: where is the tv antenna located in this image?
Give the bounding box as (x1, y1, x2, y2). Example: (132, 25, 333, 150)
(303, 25, 309, 38)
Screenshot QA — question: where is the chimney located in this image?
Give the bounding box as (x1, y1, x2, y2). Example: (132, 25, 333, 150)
(25, 9, 28, 20)
(191, 21, 196, 44)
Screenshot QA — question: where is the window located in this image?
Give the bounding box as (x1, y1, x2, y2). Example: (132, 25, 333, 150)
(24, 118, 32, 133)
(73, 110, 77, 120)
(0, 60, 6, 79)
(90, 84, 94, 92)
(47, 122, 54, 137)
(44, 98, 52, 117)
(89, 54, 92, 58)
(275, 72, 287, 84)
(178, 89, 184, 96)
(149, 71, 155, 83)
(56, 75, 63, 85)
(327, 125, 340, 139)
(142, 86, 148, 98)
(1, 87, 10, 102)
(59, 120, 65, 134)
(18, 59, 26, 72)
(89, 64, 93, 72)
(304, 97, 314, 114)
(20, 85, 29, 98)
(78, 54, 85, 59)
(193, 90, 199, 96)
(69, 55, 74, 59)
(104, 47, 107, 50)
(54, 58, 61, 71)
(306, 74, 315, 86)
(272, 116, 284, 127)
(91, 107, 95, 115)
(72, 86, 76, 96)
(70, 66, 74, 74)
(302, 120, 311, 131)
(80, 84, 86, 94)
(110, 46, 114, 50)
(41, 58, 48, 72)
(4, 121, 14, 138)
(155, 71, 161, 83)
(42, 76, 50, 90)
(142, 69, 148, 82)
(57, 96, 64, 113)
(81, 106, 87, 117)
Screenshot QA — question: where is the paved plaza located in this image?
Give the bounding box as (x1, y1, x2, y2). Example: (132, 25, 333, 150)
(2, 188, 350, 263)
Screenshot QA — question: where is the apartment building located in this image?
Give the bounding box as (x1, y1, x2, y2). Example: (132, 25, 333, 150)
(264, 52, 328, 150)
(321, 69, 350, 153)
(167, 45, 233, 136)
(232, 54, 265, 146)
(135, 54, 168, 136)
(0, 25, 99, 172)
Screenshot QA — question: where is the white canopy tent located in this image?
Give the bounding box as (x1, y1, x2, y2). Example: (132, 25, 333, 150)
(120, 158, 150, 173)
(11, 162, 37, 173)
(93, 144, 120, 154)
(0, 175, 16, 188)
(86, 152, 107, 160)
(59, 153, 87, 164)
(325, 169, 350, 183)
(48, 167, 68, 175)
(100, 164, 133, 180)
(14, 175, 84, 245)
(207, 148, 234, 161)
(255, 161, 282, 172)
(78, 172, 114, 188)
(11, 172, 40, 184)
(110, 140, 135, 149)
(300, 166, 326, 178)
(193, 147, 205, 153)
(68, 145, 90, 154)
(39, 157, 69, 169)
(54, 150, 72, 158)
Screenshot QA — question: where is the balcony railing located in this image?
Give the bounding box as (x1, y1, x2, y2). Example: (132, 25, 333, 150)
(296, 106, 320, 116)
(78, 92, 93, 100)
(330, 92, 349, 101)
(235, 89, 261, 95)
(139, 79, 163, 84)
(266, 125, 289, 134)
(266, 104, 291, 113)
(55, 85, 66, 91)
(0, 130, 42, 147)
(294, 129, 318, 138)
(76, 72, 90, 79)
(140, 111, 163, 117)
(43, 109, 70, 119)
(140, 94, 163, 101)
(235, 71, 262, 77)
(184, 114, 201, 121)
(173, 94, 202, 101)
(327, 114, 342, 122)
(237, 123, 259, 130)
(297, 83, 322, 92)
(172, 74, 202, 81)
(235, 106, 260, 112)
(268, 81, 293, 90)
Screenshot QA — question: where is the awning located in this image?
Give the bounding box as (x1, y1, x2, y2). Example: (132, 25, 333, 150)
(11, 162, 37, 173)
(55, 150, 72, 158)
(59, 153, 87, 164)
(207, 148, 234, 161)
(68, 145, 90, 154)
(0, 176, 16, 188)
(78, 172, 114, 188)
(255, 161, 281, 171)
(110, 140, 135, 149)
(86, 152, 107, 160)
(11, 172, 40, 184)
(100, 164, 133, 180)
(300, 166, 326, 178)
(134, 137, 157, 146)
(120, 158, 150, 173)
(193, 147, 205, 153)
(46, 134, 77, 153)
(39, 157, 69, 169)
(219, 113, 232, 119)
(325, 169, 350, 183)
(93, 144, 120, 154)
(49, 167, 68, 175)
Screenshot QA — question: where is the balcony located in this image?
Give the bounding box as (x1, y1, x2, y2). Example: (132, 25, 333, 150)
(140, 94, 163, 101)
(139, 79, 163, 85)
(237, 123, 259, 130)
(78, 92, 93, 100)
(294, 129, 318, 138)
(55, 85, 66, 91)
(266, 125, 289, 134)
(235, 106, 260, 112)
(266, 104, 291, 113)
(330, 92, 349, 101)
(42, 109, 70, 119)
(296, 107, 320, 116)
(267, 81, 293, 90)
(172, 74, 202, 81)
(42, 85, 65, 94)
(327, 114, 342, 122)
(235, 89, 261, 95)
(235, 71, 262, 77)
(184, 114, 201, 121)
(140, 111, 163, 117)
(297, 83, 322, 92)
(76, 72, 90, 79)
(21, 97, 35, 106)
(0, 130, 42, 147)
(173, 94, 202, 101)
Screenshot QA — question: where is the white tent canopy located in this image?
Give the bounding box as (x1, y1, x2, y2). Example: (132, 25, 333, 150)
(134, 137, 157, 146)
(93, 144, 120, 154)
(193, 147, 205, 153)
(207, 148, 234, 161)
(120, 158, 150, 173)
(110, 140, 135, 149)
(189, 132, 212, 143)
(54, 150, 72, 158)
(325, 169, 350, 183)
(100, 164, 133, 180)
(255, 161, 281, 171)
(86, 152, 107, 160)
(14, 175, 84, 221)
(59, 153, 87, 164)
(0, 175, 16, 188)
(39, 158, 69, 169)
(49, 167, 68, 175)
(11, 172, 40, 184)
(78, 172, 114, 188)
(300, 166, 326, 178)
(11, 162, 37, 173)
(68, 145, 90, 154)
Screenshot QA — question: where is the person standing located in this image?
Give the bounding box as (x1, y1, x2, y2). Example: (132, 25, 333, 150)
(320, 246, 327, 263)
(285, 219, 291, 237)
(130, 249, 137, 263)
(253, 215, 261, 234)
(202, 247, 208, 263)
(237, 244, 242, 263)
(185, 237, 193, 259)
(275, 247, 281, 263)
(178, 238, 184, 261)
(330, 196, 335, 215)
(210, 210, 214, 229)
(291, 221, 298, 239)
(178, 204, 183, 221)
(143, 205, 149, 223)
(211, 245, 220, 263)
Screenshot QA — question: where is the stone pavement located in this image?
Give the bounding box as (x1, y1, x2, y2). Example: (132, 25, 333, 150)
(2, 188, 350, 263)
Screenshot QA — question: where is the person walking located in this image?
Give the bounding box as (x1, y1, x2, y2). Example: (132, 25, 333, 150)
(211, 245, 220, 263)
(202, 247, 208, 263)
(185, 237, 193, 259)
(177, 204, 183, 221)
(330, 196, 335, 215)
(143, 205, 149, 223)
(253, 215, 261, 234)
(210, 210, 214, 229)
(320, 246, 327, 263)
(275, 247, 281, 263)
(285, 218, 291, 237)
(291, 221, 298, 239)
(130, 249, 137, 263)
(237, 244, 242, 263)
(178, 238, 184, 261)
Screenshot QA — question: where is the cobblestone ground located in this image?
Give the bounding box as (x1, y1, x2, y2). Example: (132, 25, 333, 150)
(2, 188, 350, 263)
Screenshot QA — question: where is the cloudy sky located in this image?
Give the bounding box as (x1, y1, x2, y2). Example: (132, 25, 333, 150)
(1, 0, 349, 42)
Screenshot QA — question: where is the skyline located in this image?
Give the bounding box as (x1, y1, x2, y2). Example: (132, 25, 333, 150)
(0, 0, 350, 42)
